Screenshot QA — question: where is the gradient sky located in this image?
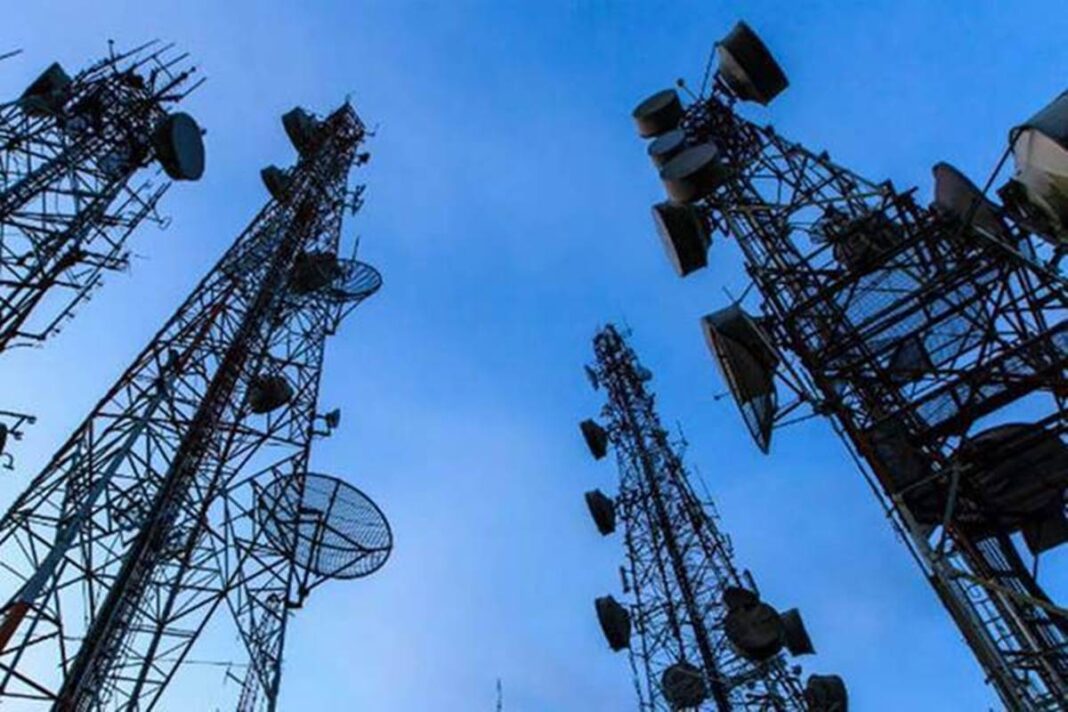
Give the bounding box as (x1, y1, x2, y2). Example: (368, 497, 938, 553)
(1, 1, 1067, 710)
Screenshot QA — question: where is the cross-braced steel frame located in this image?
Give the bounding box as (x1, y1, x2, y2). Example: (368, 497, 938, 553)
(676, 73, 1068, 710)
(589, 325, 807, 711)
(0, 41, 201, 352)
(0, 100, 381, 711)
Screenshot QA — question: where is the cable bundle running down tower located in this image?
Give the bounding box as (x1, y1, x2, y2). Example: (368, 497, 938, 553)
(0, 42, 205, 460)
(0, 100, 391, 711)
(635, 20, 1068, 710)
(580, 324, 846, 711)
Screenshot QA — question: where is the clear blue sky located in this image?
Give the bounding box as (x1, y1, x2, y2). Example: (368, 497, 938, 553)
(1, 1, 1067, 709)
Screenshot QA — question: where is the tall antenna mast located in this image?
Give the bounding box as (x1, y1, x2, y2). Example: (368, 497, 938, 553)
(635, 19, 1068, 709)
(0, 42, 206, 461)
(0, 100, 390, 710)
(580, 324, 846, 711)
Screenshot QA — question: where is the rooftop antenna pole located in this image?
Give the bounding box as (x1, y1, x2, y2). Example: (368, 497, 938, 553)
(634, 19, 1068, 709)
(0, 43, 206, 464)
(0, 101, 391, 711)
(579, 324, 845, 711)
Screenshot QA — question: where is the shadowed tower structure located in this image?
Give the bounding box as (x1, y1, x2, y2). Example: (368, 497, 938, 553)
(580, 324, 845, 711)
(0, 41, 206, 459)
(0, 100, 390, 711)
(635, 19, 1068, 710)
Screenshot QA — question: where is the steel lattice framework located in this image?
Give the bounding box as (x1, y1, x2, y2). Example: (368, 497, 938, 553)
(0, 100, 389, 711)
(0, 41, 203, 352)
(639, 21, 1068, 711)
(585, 325, 809, 711)
(0, 42, 204, 462)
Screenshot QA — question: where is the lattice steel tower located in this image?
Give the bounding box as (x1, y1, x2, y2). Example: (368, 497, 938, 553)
(634, 20, 1068, 710)
(580, 324, 846, 711)
(0, 99, 391, 711)
(0, 41, 206, 459)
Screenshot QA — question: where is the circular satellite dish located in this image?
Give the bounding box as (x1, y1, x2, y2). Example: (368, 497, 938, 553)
(724, 600, 784, 661)
(152, 112, 205, 181)
(660, 662, 707, 708)
(257, 472, 392, 580)
(326, 259, 383, 304)
(261, 165, 291, 201)
(594, 595, 631, 652)
(584, 489, 616, 536)
(659, 143, 725, 203)
(647, 129, 687, 167)
(1008, 92, 1068, 240)
(723, 585, 760, 611)
(632, 89, 684, 138)
(932, 162, 1010, 241)
(282, 106, 320, 156)
(20, 61, 71, 115)
(715, 21, 789, 105)
(652, 201, 710, 277)
(805, 674, 848, 712)
(246, 374, 293, 415)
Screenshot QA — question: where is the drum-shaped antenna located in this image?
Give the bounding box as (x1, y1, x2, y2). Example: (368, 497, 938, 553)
(1008, 92, 1068, 240)
(257, 472, 392, 580)
(594, 595, 631, 651)
(20, 62, 71, 115)
(659, 144, 726, 203)
(725, 600, 785, 661)
(715, 21, 789, 105)
(932, 162, 1010, 241)
(632, 89, 684, 138)
(723, 585, 760, 611)
(805, 674, 849, 712)
(652, 202, 710, 277)
(584, 489, 616, 535)
(282, 106, 321, 156)
(648, 129, 687, 167)
(0, 423, 8, 456)
(152, 113, 206, 181)
(261, 165, 291, 201)
(580, 419, 609, 460)
(780, 608, 815, 656)
(903, 423, 1068, 554)
(660, 662, 708, 709)
(246, 374, 293, 415)
(583, 364, 600, 390)
(701, 305, 778, 453)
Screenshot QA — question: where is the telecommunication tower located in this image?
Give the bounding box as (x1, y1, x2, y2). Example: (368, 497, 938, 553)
(580, 324, 846, 711)
(634, 20, 1068, 709)
(0, 41, 206, 459)
(0, 99, 391, 711)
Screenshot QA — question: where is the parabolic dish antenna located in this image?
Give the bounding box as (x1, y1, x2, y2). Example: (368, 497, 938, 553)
(1009, 91, 1068, 239)
(152, 112, 205, 181)
(257, 472, 392, 580)
(715, 21, 789, 106)
(701, 304, 778, 453)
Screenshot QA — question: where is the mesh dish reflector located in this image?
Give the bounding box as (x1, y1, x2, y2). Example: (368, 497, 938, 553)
(580, 419, 609, 460)
(805, 674, 849, 712)
(261, 165, 291, 200)
(932, 162, 1010, 241)
(594, 595, 631, 651)
(257, 472, 392, 580)
(632, 89, 684, 138)
(780, 608, 816, 656)
(652, 202, 710, 277)
(152, 112, 206, 181)
(701, 305, 778, 453)
(1009, 92, 1068, 240)
(716, 21, 789, 105)
(584, 489, 616, 535)
(660, 662, 708, 709)
(19, 62, 71, 115)
(659, 143, 726, 203)
(724, 601, 785, 661)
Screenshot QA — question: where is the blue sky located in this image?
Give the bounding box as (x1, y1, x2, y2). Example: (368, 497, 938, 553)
(1, 1, 1067, 709)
